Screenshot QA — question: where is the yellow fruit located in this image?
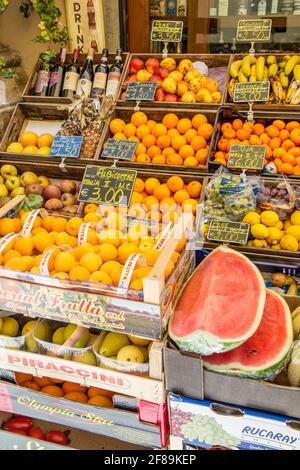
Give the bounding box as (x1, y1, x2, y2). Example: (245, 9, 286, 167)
(118, 243, 139, 263)
(276, 221, 284, 230)
(37, 147, 51, 156)
(242, 212, 261, 225)
(15, 236, 34, 256)
(37, 133, 53, 148)
(164, 260, 174, 279)
(53, 272, 69, 280)
(130, 279, 143, 291)
(22, 256, 35, 270)
(23, 145, 39, 155)
(160, 57, 176, 72)
(33, 232, 53, 252)
(267, 227, 283, 244)
(110, 265, 124, 286)
(132, 267, 152, 279)
(189, 77, 202, 93)
(69, 266, 91, 282)
(181, 91, 197, 103)
(144, 248, 160, 267)
(42, 216, 55, 232)
(101, 260, 122, 275)
(0, 218, 18, 236)
(98, 244, 118, 262)
(286, 225, 300, 242)
(98, 229, 121, 247)
(291, 211, 300, 225)
(54, 252, 76, 273)
(5, 257, 28, 272)
(109, 118, 126, 134)
(284, 220, 292, 230)
(19, 131, 38, 148)
(169, 71, 183, 82)
(252, 239, 268, 248)
(80, 252, 102, 273)
(260, 210, 280, 227)
(7, 142, 24, 153)
(89, 271, 112, 285)
(178, 59, 193, 75)
(251, 224, 269, 240)
(162, 77, 177, 94)
(280, 235, 298, 252)
(3, 250, 21, 264)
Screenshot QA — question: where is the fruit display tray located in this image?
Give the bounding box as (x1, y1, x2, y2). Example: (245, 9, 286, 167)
(98, 106, 217, 173)
(22, 52, 130, 104)
(0, 382, 166, 448)
(118, 53, 231, 109)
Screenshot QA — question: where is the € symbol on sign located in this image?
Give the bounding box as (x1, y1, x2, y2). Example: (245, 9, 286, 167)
(81, 189, 88, 197)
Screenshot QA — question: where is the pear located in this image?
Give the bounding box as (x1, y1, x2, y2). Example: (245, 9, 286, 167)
(128, 335, 151, 346)
(117, 345, 145, 363)
(73, 350, 97, 366)
(99, 332, 130, 357)
(52, 327, 65, 345)
(1, 317, 19, 337)
(64, 323, 90, 348)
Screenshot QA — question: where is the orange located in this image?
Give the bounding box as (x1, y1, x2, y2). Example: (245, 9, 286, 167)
(87, 395, 113, 408)
(162, 113, 179, 129)
(134, 178, 145, 193)
(66, 217, 83, 236)
(167, 175, 184, 193)
(198, 123, 213, 140)
(192, 114, 207, 129)
(100, 261, 122, 275)
(160, 197, 177, 213)
(266, 125, 280, 138)
(182, 198, 198, 214)
(14, 236, 34, 256)
(80, 252, 102, 273)
(286, 121, 300, 132)
(84, 212, 102, 224)
(221, 122, 232, 133)
(118, 243, 139, 262)
(282, 139, 295, 151)
(37, 133, 53, 148)
(69, 266, 91, 281)
(191, 136, 207, 151)
(176, 236, 186, 253)
(157, 135, 171, 149)
(15, 372, 33, 385)
(184, 156, 198, 167)
(97, 244, 118, 262)
(113, 132, 127, 140)
(187, 181, 202, 198)
(196, 148, 209, 164)
(33, 377, 53, 388)
(174, 189, 190, 204)
(19, 131, 38, 147)
(162, 147, 175, 157)
(31, 227, 47, 236)
(185, 129, 198, 144)
(41, 385, 64, 397)
(177, 118, 192, 134)
(236, 128, 250, 141)
(290, 128, 300, 145)
(128, 136, 140, 143)
(243, 121, 254, 132)
(64, 392, 88, 403)
(54, 252, 76, 273)
(296, 157, 300, 165)
(265, 145, 272, 159)
(144, 248, 160, 266)
(89, 271, 112, 284)
(282, 153, 296, 165)
(151, 123, 167, 138)
(274, 158, 283, 168)
(22, 381, 41, 391)
(167, 153, 183, 166)
(136, 154, 151, 163)
(63, 382, 88, 394)
(142, 134, 156, 148)
(259, 133, 270, 145)
(3, 250, 21, 264)
(249, 135, 261, 145)
(171, 135, 186, 150)
(272, 147, 285, 159)
(289, 147, 300, 157)
(147, 120, 156, 129)
(152, 154, 166, 164)
(179, 145, 194, 159)
(293, 165, 300, 176)
(73, 243, 95, 261)
(279, 162, 294, 174)
(252, 123, 265, 136)
(232, 119, 243, 131)
(145, 177, 160, 194)
(147, 145, 161, 159)
(88, 387, 114, 399)
(168, 128, 180, 139)
(143, 195, 159, 212)
(269, 137, 281, 150)
(153, 184, 171, 201)
(223, 129, 236, 140)
(33, 232, 53, 253)
(128, 204, 148, 218)
(279, 129, 289, 142)
(123, 123, 136, 138)
(131, 111, 148, 127)
(84, 204, 98, 214)
(136, 124, 151, 140)
(272, 119, 285, 130)
(109, 118, 126, 134)
(135, 143, 147, 157)
(0, 218, 18, 236)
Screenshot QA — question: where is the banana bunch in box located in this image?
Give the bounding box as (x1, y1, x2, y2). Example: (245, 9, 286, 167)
(229, 54, 300, 105)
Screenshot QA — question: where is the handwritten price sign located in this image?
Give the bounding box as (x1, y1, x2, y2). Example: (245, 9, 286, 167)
(50, 135, 83, 159)
(102, 139, 137, 161)
(237, 19, 272, 42)
(207, 220, 250, 245)
(151, 20, 184, 43)
(234, 81, 270, 103)
(228, 144, 266, 170)
(125, 82, 157, 102)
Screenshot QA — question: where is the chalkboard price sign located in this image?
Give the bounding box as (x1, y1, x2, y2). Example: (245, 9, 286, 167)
(151, 20, 184, 43)
(237, 19, 272, 42)
(227, 144, 266, 170)
(207, 220, 250, 245)
(79, 166, 137, 208)
(234, 81, 270, 103)
(102, 139, 137, 161)
(125, 82, 158, 102)
(50, 135, 83, 159)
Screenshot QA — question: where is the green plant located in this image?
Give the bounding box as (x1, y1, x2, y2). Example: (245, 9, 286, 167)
(0, 0, 9, 15)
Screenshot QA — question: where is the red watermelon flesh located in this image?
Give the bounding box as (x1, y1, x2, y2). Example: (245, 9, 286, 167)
(168, 246, 266, 355)
(203, 289, 293, 379)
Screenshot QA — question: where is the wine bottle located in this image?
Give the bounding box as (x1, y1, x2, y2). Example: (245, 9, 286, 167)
(105, 49, 123, 100)
(92, 48, 109, 99)
(76, 48, 95, 97)
(34, 68, 50, 97)
(62, 49, 80, 98)
(48, 47, 67, 97)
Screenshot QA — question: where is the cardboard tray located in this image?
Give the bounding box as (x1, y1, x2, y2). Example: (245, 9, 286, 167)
(118, 53, 231, 109)
(22, 52, 130, 104)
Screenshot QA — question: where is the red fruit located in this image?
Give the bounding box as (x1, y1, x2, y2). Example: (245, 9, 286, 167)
(145, 58, 160, 75)
(149, 75, 163, 88)
(164, 93, 178, 102)
(155, 89, 166, 102)
(158, 68, 169, 80)
(28, 427, 45, 440)
(4, 417, 32, 433)
(45, 430, 68, 446)
(11, 429, 27, 436)
(130, 58, 144, 74)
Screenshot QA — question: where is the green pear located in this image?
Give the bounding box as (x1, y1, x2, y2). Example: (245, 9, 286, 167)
(64, 323, 89, 348)
(73, 350, 97, 366)
(1, 317, 19, 337)
(99, 332, 130, 357)
(52, 327, 65, 345)
(128, 335, 151, 346)
(117, 345, 145, 363)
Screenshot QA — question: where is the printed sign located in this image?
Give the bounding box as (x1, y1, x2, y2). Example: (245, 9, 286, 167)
(50, 135, 83, 159)
(78, 165, 137, 208)
(125, 82, 157, 102)
(234, 81, 270, 103)
(207, 220, 250, 245)
(102, 139, 137, 161)
(151, 20, 184, 42)
(228, 144, 266, 170)
(237, 19, 272, 42)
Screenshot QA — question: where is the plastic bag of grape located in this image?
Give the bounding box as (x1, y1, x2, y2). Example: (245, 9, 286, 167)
(257, 177, 297, 220)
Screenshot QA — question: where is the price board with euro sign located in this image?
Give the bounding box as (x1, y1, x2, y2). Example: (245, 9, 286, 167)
(234, 81, 270, 103)
(228, 144, 266, 170)
(125, 82, 157, 102)
(50, 135, 83, 159)
(101, 139, 137, 161)
(207, 220, 250, 245)
(237, 19, 272, 42)
(151, 20, 183, 43)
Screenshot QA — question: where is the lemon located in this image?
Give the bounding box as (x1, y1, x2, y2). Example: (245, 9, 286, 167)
(284, 219, 292, 230)
(276, 221, 284, 230)
(6, 142, 24, 153)
(267, 227, 283, 245)
(242, 212, 261, 225)
(272, 244, 281, 250)
(291, 211, 300, 225)
(252, 239, 268, 248)
(251, 224, 269, 240)
(280, 235, 298, 252)
(260, 210, 279, 227)
(286, 225, 300, 241)
(37, 147, 51, 156)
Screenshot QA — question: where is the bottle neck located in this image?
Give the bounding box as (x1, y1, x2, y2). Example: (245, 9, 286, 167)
(59, 47, 67, 64)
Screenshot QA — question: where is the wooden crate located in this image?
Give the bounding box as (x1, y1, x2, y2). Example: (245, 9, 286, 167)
(118, 53, 231, 109)
(22, 52, 130, 104)
(98, 106, 218, 173)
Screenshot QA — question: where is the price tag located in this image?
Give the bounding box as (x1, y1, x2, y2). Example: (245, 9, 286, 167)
(50, 135, 83, 159)
(207, 220, 250, 245)
(151, 20, 183, 43)
(234, 81, 270, 103)
(102, 139, 137, 161)
(78, 165, 137, 208)
(236, 19, 272, 42)
(125, 82, 157, 102)
(227, 144, 266, 170)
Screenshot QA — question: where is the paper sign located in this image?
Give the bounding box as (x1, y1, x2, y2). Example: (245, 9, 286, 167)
(207, 220, 250, 245)
(50, 135, 83, 159)
(228, 144, 266, 170)
(234, 81, 270, 103)
(125, 82, 157, 102)
(151, 20, 184, 42)
(237, 19, 272, 42)
(102, 139, 137, 161)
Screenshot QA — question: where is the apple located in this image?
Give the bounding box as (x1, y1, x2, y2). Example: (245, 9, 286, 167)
(61, 193, 76, 207)
(164, 93, 178, 102)
(158, 68, 169, 80)
(149, 75, 163, 89)
(59, 180, 77, 194)
(20, 172, 38, 187)
(5, 176, 21, 191)
(38, 176, 50, 189)
(10, 187, 25, 198)
(130, 57, 144, 74)
(155, 89, 166, 102)
(1, 165, 17, 180)
(145, 58, 160, 75)
(43, 185, 61, 200)
(0, 184, 8, 197)
(26, 184, 44, 196)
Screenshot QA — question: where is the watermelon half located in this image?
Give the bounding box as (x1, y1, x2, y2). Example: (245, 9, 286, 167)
(169, 246, 266, 355)
(203, 290, 293, 380)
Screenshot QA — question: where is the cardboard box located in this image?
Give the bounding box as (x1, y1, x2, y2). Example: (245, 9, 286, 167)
(169, 394, 300, 451)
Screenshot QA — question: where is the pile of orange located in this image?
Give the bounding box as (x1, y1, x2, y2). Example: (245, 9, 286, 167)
(6, 131, 54, 156)
(214, 119, 300, 176)
(15, 372, 113, 407)
(109, 112, 214, 167)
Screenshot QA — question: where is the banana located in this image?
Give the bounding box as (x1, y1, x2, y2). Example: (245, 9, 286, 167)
(278, 61, 286, 69)
(286, 80, 298, 103)
(228, 78, 237, 98)
(279, 71, 289, 88)
(288, 284, 298, 296)
(294, 64, 300, 81)
(230, 60, 242, 79)
(291, 86, 300, 105)
(269, 63, 278, 77)
(285, 55, 300, 76)
(256, 56, 266, 81)
(268, 92, 275, 103)
(251, 64, 256, 76)
(271, 77, 284, 103)
(241, 55, 256, 78)
(282, 88, 287, 101)
(249, 75, 257, 82)
(263, 66, 269, 81)
(238, 69, 248, 82)
(292, 307, 300, 320)
(284, 55, 291, 61)
(267, 55, 276, 65)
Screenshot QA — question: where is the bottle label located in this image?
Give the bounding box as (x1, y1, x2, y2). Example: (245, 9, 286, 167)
(106, 71, 121, 99)
(35, 70, 50, 93)
(49, 71, 62, 88)
(63, 71, 80, 92)
(218, 0, 229, 16)
(76, 78, 92, 97)
(93, 72, 107, 92)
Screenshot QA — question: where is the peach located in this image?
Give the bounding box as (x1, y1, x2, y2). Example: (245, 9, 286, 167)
(145, 58, 160, 75)
(130, 58, 144, 74)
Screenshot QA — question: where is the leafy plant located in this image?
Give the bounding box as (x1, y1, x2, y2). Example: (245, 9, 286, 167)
(0, 0, 9, 15)
(0, 59, 17, 79)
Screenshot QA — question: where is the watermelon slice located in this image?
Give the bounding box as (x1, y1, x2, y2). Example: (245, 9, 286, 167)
(203, 290, 293, 380)
(169, 246, 266, 355)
